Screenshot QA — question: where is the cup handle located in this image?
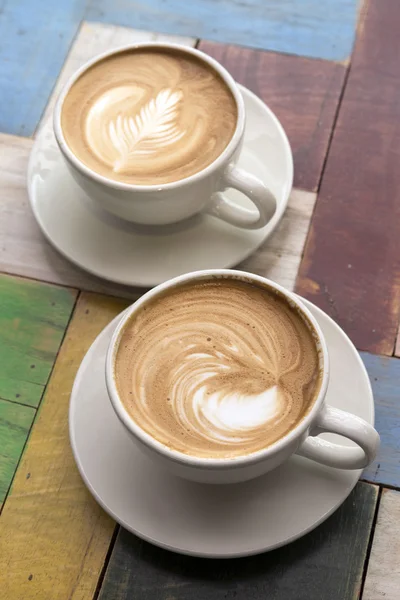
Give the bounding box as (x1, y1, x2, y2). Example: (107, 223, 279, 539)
(204, 163, 277, 229)
(296, 406, 380, 469)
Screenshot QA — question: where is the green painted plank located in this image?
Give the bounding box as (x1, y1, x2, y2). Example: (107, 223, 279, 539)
(0, 398, 35, 506)
(0, 379, 44, 409)
(0, 275, 77, 407)
(99, 482, 377, 600)
(362, 351, 400, 488)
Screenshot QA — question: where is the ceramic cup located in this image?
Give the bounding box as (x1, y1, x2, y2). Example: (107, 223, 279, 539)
(105, 270, 380, 484)
(53, 42, 279, 228)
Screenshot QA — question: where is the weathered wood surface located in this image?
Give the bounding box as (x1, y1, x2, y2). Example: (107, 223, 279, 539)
(37, 22, 196, 133)
(240, 189, 316, 291)
(361, 352, 400, 489)
(362, 489, 400, 600)
(0, 132, 144, 299)
(0, 131, 316, 295)
(395, 329, 400, 357)
(0, 0, 359, 136)
(0, 0, 83, 136)
(199, 40, 347, 192)
(296, 0, 400, 356)
(0, 273, 77, 408)
(0, 293, 128, 600)
(0, 399, 35, 507)
(0, 273, 75, 508)
(98, 483, 378, 600)
(86, 0, 359, 61)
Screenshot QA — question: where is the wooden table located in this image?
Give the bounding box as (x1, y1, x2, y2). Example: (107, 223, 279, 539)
(1, 1, 399, 598)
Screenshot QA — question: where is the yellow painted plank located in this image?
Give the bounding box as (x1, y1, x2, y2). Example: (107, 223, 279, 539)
(0, 292, 129, 600)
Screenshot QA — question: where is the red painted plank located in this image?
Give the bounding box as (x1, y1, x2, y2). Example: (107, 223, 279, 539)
(198, 40, 347, 192)
(296, 0, 400, 355)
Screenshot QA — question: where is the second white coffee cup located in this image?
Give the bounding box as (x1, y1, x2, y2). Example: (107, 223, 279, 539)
(105, 270, 379, 484)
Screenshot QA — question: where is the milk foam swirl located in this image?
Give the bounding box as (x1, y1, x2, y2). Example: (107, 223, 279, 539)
(115, 280, 322, 459)
(85, 87, 186, 174)
(61, 49, 237, 185)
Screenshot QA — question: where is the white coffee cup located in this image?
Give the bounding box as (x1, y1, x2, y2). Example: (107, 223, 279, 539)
(53, 42, 278, 228)
(105, 270, 380, 484)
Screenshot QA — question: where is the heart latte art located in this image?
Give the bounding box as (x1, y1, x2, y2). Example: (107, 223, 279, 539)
(115, 280, 322, 459)
(61, 48, 237, 185)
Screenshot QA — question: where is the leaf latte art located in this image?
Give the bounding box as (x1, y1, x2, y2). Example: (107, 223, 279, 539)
(115, 280, 322, 459)
(85, 87, 185, 174)
(61, 48, 237, 184)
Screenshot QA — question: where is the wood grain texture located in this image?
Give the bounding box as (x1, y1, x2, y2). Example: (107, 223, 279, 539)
(0, 132, 316, 295)
(0, 273, 77, 407)
(240, 189, 316, 291)
(199, 41, 347, 192)
(363, 489, 400, 600)
(395, 328, 400, 357)
(361, 352, 400, 489)
(0, 0, 83, 136)
(0, 132, 142, 299)
(98, 482, 377, 600)
(296, 0, 400, 356)
(86, 0, 359, 61)
(0, 292, 128, 600)
(0, 399, 35, 507)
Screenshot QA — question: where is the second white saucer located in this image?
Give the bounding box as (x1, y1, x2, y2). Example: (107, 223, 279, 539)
(28, 85, 293, 288)
(69, 298, 374, 558)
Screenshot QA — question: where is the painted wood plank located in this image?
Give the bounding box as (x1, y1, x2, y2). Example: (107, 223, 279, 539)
(0, 0, 84, 136)
(0, 132, 143, 299)
(240, 189, 316, 291)
(395, 329, 400, 357)
(198, 41, 347, 192)
(0, 399, 35, 507)
(296, 0, 400, 356)
(98, 482, 377, 600)
(86, 0, 359, 61)
(361, 352, 400, 489)
(0, 273, 77, 407)
(0, 292, 128, 600)
(362, 489, 400, 600)
(0, 134, 316, 295)
(0, 0, 360, 136)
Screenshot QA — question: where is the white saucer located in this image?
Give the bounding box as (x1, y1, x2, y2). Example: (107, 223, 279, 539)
(28, 85, 293, 288)
(69, 298, 374, 558)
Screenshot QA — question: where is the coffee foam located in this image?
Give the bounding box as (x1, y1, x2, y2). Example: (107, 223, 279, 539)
(115, 279, 322, 459)
(61, 48, 237, 185)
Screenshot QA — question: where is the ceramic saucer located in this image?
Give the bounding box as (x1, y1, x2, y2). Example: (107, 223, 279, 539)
(69, 298, 374, 558)
(28, 85, 293, 288)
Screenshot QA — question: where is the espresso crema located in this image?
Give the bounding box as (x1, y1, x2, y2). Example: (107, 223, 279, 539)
(114, 279, 322, 459)
(61, 48, 237, 185)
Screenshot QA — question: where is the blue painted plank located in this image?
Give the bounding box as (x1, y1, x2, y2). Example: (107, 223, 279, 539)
(362, 352, 400, 488)
(86, 0, 359, 61)
(0, 0, 83, 136)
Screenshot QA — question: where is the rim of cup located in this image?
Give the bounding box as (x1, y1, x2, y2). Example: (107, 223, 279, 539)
(53, 42, 246, 193)
(105, 270, 330, 469)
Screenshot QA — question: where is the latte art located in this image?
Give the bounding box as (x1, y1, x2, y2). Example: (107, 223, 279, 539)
(61, 48, 237, 185)
(85, 87, 185, 175)
(115, 280, 322, 459)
